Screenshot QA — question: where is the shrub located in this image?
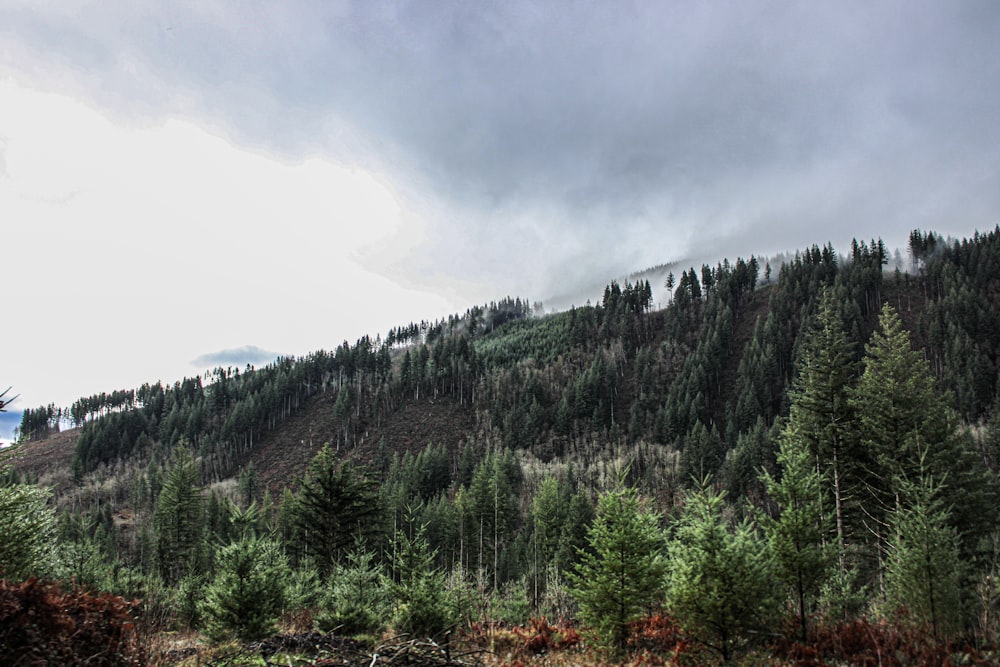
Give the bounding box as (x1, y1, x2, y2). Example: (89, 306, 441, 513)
(0, 577, 144, 666)
(771, 616, 994, 666)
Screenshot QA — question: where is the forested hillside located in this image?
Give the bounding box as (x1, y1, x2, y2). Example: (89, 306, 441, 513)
(6, 227, 1000, 664)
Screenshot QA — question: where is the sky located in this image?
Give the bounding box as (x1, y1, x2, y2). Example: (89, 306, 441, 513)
(2, 1, 1000, 439)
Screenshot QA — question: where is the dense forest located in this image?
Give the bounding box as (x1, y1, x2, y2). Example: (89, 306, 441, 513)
(5, 227, 1000, 665)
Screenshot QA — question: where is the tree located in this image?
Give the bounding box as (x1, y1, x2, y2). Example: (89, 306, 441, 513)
(849, 303, 995, 570)
(199, 534, 290, 642)
(666, 482, 775, 661)
(154, 446, 204, 585)
(289, 444, 380, 578)
(760, 421, 834, 641)
(883, 471, 963, 641)
(785, 288, 858, 573)
(0, 483, 60, 580)
(850, 304, 951, 491)
(317, 544, 389, 636)
(391, 524, 454, 640)
(568, 484, 665, 652)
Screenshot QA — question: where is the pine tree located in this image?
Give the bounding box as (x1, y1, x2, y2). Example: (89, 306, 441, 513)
(154, 446, 204, 585)
(199, 534, 290, 642)
(0, 483, 60, 580)
(850, 304, 951, 492)
(317, 544, 389, 636)
(289, 444, 380, 578)
(850, 303, 995, 570)
(786, 288, 859, 572)
(760, 421, 834, 641)
(391, 524, 454, 640)
(883, 471, 963, 640)
(666, 482, 776, 661)
(568, 484, 665, 652)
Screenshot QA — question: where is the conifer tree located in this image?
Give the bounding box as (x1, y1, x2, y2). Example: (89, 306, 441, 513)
(850, 303, 995, 567)
(760, 421, 833, 641)
(154, 446, 203, 585)
(786, 288, 858, 570)
(883, 471, 963, 640)
(199, 534, 290, 642)
(289, 444, 380, 578)
(317, 544, 389, 636)
(0, 483, 60, 580)
(850, 304, 951, 493)
(391, 524, 454, 640)
(568, 484, 665, 652)
(666, 481, 775, 661)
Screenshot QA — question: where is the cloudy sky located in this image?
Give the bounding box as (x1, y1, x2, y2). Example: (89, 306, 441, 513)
(2, 1, 1000, 437)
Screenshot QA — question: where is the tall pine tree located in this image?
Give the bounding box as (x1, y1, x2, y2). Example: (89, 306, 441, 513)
(154, 446, 204, 585)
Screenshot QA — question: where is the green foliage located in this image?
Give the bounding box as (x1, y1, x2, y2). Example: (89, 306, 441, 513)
(489, 576, 533, 625)
(391, 525, 454, 640)
(850, 304, 952, 491)
(284, 566, 321, 612)
(199, 535, 290, 643)
(760, 421, 834, 641)
(782, 289, 861, 562)
(568, 485, 665, 652)
(18, 227, 1000, 663)
(154, 446, 204, 585)
(288, 445, 380, 578)
(0, 483, 61, 580)
(883, 473, 963, 640)
(458, 449, 522, 587)
(666, 482, 776, 661)
(316, 547, 389, 636)
(851, 303, 997, 561)
(176, 573, 206, 630)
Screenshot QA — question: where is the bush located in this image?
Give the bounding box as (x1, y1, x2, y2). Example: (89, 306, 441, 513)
(0, 577, 144, 666)
(771, 616, 994, 666)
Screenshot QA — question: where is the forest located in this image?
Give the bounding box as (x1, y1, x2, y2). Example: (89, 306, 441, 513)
(4, 227, 1000, 665)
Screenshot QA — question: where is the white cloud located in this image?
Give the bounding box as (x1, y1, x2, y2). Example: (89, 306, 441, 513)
(1, 79, 458, 410)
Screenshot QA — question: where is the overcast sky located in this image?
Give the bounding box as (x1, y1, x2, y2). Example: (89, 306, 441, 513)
(3, 1, 1000, 438)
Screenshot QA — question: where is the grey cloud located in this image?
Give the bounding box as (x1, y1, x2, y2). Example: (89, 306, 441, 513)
(5, 1, 1000, 301)
(191, 345, 281, 370)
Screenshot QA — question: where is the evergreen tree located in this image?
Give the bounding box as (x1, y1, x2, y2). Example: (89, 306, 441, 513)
(568, 484, 665, 652)
(391, 524, 454, 640)
(666, 482, 776, 661)
(199, 534, 290, 642)
(317, 545, 389, 636)
(289, 445, 380, 578)
(785, 288, 859, 571)
(850, 303, 995, 567)
(154, 446, 204, 585)
(760, 421, 834, 641)
(883, 471, 963, 640)
(0, 483, 61, 580)
(850, 304, 952, 493)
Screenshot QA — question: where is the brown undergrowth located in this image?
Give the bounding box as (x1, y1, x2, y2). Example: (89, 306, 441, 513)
(0, 577, 145, 666)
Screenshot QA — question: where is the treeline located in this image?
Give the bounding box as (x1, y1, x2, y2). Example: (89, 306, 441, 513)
(20, 297, 537, 483)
